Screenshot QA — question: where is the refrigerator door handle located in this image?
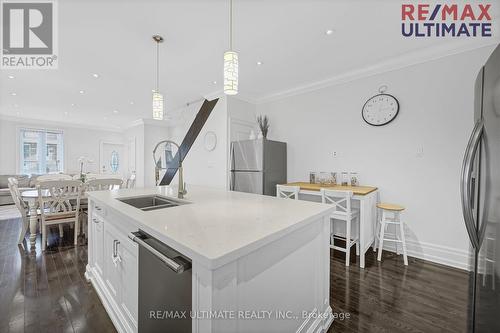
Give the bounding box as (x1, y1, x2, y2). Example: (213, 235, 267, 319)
(230, 143, 235, 171)
(230, 144, 235, 190)
(460, 119, 484, 250)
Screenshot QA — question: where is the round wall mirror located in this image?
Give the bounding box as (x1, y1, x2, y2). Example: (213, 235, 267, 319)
(204, 131, 217, 151)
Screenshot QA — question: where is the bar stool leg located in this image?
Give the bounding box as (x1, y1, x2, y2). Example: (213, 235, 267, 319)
(398, 212, 408, 266)
(356, 216, 360, 256)
(377, 211, 386, 262)
(346, 217, 351, 266)
(395, 220, 400, 255)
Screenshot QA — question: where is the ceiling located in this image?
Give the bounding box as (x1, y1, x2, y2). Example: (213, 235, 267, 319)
(1, 0, 499, 129)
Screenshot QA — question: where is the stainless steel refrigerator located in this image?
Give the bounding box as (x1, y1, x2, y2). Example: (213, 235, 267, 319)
(230, 139, 286, 196)
(461, 43, 500, 332)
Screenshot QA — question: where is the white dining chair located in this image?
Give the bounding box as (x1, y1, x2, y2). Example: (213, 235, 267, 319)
(321, 189, 359, 266)
(8, 177, 30, 244)
(276, 185, 300, 200)
(86, 178, 123, 191)
(37, 180, 83, 251)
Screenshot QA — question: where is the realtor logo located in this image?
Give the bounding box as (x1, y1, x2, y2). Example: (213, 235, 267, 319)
(1, 0, 58, 69)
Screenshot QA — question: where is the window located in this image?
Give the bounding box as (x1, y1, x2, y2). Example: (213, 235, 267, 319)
(19, 128, 64, 175)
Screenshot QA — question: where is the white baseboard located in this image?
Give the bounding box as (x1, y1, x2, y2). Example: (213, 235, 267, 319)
(378, 239, 472, 271)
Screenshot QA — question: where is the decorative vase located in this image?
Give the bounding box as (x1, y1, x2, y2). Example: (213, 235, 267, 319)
(257, 115, 269, 140)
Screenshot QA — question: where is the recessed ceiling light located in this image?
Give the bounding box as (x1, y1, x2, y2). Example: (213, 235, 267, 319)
(212, 81, 217, 85)
(11, 92, 17, 96)
(92, 73, 99, 78)
(325, 29, 334, 35)
(79, 90, 85, 94)
(64, 111, 68, 115)
(129, 101, 134, 105)
(71, 103, 75, 107)
(256, 61, 263, 66)
(113, 110, 119, 114)
(7, 75, 14, 79)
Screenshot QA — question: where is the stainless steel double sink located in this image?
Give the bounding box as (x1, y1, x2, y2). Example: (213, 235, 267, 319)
(118, 195, 189, 211)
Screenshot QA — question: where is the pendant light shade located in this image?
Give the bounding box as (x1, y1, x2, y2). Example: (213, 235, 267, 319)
(224, 50, 238, 95)
(152, 91, 164, 120)
(152, 35, 164, 120)
(224, 0, 238, 95)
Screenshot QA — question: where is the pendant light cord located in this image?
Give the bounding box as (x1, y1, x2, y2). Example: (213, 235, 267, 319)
(156, 41, 160, 92)
(229, 0, 233, 50)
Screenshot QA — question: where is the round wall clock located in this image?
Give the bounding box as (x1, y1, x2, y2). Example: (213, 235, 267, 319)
(361, 93, 400, 126)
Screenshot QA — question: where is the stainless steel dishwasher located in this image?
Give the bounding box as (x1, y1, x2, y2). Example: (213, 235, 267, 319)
(129, 230, 192, 333)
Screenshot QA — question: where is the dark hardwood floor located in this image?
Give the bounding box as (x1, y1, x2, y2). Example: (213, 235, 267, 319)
(328, 245, 468, 333)
(0, 216, 116, 333)
(0, 214, 468, 333)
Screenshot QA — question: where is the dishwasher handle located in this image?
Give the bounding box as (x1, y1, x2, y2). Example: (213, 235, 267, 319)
(128, 232, 190, 274)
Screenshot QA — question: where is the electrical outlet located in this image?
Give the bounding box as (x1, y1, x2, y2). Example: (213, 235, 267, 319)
(332, 151, 338, 158)
(416, 146, 424, 158)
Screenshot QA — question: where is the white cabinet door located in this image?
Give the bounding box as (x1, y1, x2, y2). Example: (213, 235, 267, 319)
(91, 216, 105, 278)
(104, 222, 122, 304)
(119, 237, 138, 331)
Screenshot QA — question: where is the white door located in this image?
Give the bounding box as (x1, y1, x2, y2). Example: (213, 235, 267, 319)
(100, 142, 125, 176)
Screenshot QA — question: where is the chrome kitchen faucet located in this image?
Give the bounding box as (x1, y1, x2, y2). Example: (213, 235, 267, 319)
(153, 140, 187, 199)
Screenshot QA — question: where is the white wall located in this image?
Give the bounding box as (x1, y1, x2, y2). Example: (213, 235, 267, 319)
(168, 97, 229, 189)
(0, 117, 123, 175)
(228, 97, 258, 141)
(257, 46, 496, 270)
(123, 122, 145, 187)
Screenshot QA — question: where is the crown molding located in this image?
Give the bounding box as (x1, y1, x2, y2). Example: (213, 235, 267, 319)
(123, 118, 172, 130)
(255, 39, 500, 104)
(0, 114, 123, 132)
(203, 89, 258, 105)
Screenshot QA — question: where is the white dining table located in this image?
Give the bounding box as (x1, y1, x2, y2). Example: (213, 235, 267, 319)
(21, 189, 48, 250)
(20, 189, 87, 250)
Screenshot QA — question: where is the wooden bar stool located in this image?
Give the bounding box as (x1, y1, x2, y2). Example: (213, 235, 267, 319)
(376, 203, 408, 265)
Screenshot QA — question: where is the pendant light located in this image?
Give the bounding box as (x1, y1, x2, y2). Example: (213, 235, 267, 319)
(152, 35, 164, 120)
(224, 0, 238, 95)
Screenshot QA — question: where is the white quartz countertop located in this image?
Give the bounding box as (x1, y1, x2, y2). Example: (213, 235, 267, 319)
(87, 186, 333, 269)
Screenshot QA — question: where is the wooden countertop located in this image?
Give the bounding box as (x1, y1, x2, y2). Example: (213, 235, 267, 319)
(284, 182, 378, 196)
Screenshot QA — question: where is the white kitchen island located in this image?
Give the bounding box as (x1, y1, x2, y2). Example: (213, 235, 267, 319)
(85, 186, 334, 333)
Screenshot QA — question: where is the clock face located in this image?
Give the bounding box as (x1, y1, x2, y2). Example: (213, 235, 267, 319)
(362, 93, 399, 126)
